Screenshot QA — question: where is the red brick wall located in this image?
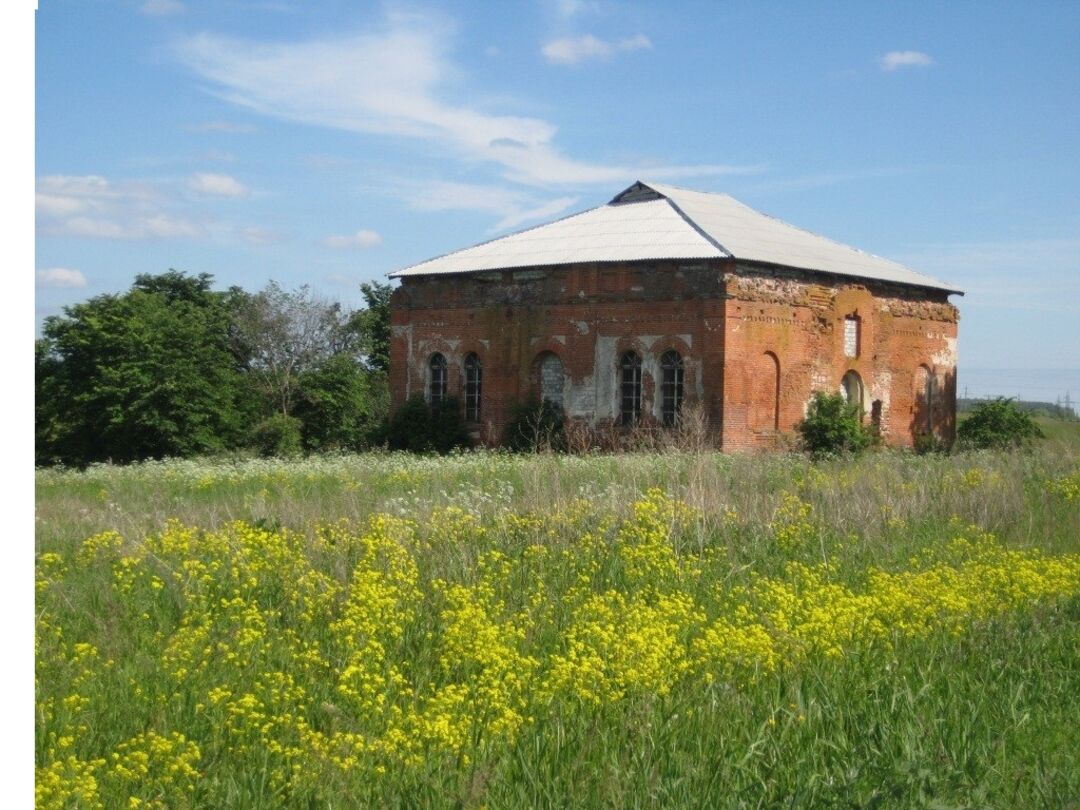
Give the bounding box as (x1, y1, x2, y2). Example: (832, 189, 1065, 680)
(390, 259, 959, 450)
(720, 264, 959, 451)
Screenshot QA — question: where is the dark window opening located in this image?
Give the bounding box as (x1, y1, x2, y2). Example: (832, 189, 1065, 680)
(429, 353, 447, 407)
(464, 353, 482, 422)
(660, 350, 684, 427)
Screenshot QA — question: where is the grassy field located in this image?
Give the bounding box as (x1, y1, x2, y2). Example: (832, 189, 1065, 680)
(36, 423, 1080, 808)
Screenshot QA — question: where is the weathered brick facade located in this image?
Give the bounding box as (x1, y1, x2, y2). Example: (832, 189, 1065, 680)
(389, 257, 959, 450)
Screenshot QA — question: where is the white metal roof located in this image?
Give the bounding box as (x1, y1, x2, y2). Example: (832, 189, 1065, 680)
(390, 180, 962, 294)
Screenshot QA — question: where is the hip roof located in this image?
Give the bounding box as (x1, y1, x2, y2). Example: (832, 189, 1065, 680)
(389, 180, 962, 294)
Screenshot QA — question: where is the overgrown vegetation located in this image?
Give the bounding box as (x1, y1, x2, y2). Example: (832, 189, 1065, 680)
(504, 397, 566, 451)
(35, 433, 1080, 808)
(957, 397, 1046, 450)
(386, 394, 470, 454)
(796, 391, 874, 456)
(35, 271, 394, 465)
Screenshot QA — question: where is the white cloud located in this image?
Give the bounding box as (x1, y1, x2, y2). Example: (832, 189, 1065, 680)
(174, 18, 743, 188)
(541, 33, 652, 65)
(189, 172, 249, 197)
(36, 174, 203, 240)
(36, 268, 88, 289)
(140, 0, 185, 16)
(879, 50, 934, 72)
(397, 180, 579, 231)
(323, 229, 383, 249)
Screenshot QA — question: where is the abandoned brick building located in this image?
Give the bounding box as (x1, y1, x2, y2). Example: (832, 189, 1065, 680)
(388, 181, 961, 450)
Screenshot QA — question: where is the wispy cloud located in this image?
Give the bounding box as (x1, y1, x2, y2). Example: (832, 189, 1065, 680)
(36, 268, 88, 289)
(542, 33, 652, 65)
(174, 16, 749, 188)
(36, 175, 203, 239)
(879, 50, 934, 72)
(140, 0, 185, 16)
(323, 229, 383, 249)
(396, 180, 579, 232)
(189, 172, 249, 197)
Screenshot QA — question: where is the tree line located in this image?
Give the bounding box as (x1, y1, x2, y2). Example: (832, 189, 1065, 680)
(36, 270, 394, 466)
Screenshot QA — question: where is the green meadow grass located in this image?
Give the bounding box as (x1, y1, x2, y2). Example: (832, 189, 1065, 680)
(35, 433, 1080, 808)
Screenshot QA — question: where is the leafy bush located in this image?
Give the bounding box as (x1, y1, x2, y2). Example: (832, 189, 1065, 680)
(249, 413, 304, 457)
(796, 392, 872, 456)
(386, 395, 470, 454)
(293, 356, 387, 452)
(505, 398, 566, 452)
(430, 397, 471, 454)
(957, 398, 1044, 450)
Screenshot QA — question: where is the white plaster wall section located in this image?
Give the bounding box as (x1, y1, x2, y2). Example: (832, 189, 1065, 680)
(564, 372, 596, 419)
(572, 320, 590, 336)
(871, 370, 891, 419)
(931, 336, 958, 369)
(592, 335, 620, 421)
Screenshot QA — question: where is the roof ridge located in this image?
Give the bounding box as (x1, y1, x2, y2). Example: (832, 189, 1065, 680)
(658, 196, 733, 258)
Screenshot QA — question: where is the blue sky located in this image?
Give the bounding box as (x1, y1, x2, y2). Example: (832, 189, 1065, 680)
(35, 1, 1080, 383)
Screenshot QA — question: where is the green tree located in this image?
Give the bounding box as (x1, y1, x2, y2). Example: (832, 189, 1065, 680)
(293, 354, 387, 451)
(232, 281, 360, 417)
(354, 280, 393, 373)
(36, 271, 251, 465)
(796, 391, 873, 457)
(957, 398, 1044, 450)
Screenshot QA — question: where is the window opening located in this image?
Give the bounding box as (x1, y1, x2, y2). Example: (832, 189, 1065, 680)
(843, 316, 861, 359)
(660, 350, 684, 427)
(539, 353, 564, 408)
(841, 370, 863, 414)
(621, 351, 642, 425)
(429, 353, 447, 406)
(464, 353, 482, 422)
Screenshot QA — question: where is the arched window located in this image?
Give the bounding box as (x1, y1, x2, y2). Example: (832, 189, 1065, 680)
(428, 353, 447, 406)
(464, 353, 482, 422)
(841, 370, 863, 413)
(538, 353, 564, 408)
(660, 350, 684, 427)
(620, 351, 642, 425)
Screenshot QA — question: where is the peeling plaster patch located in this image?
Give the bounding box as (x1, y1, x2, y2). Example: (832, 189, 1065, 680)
(871, 370, 892, 418)
(552, 334, 566, 345)
(479, 339, 490, 350)
(572, 320, 589, 335)
(932, 336, 958, 368)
